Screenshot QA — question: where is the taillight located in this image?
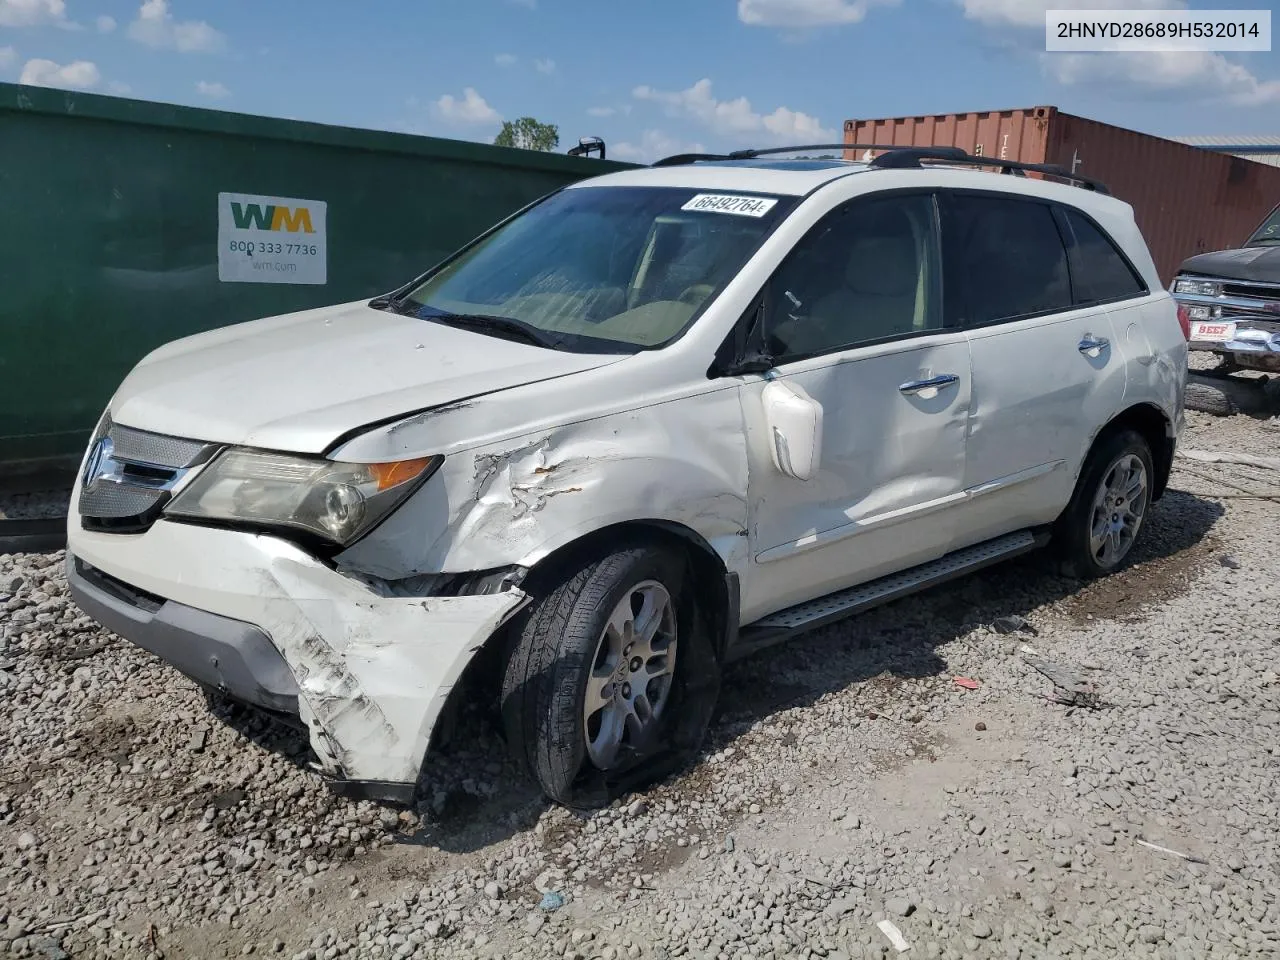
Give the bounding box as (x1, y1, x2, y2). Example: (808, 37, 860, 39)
(1176, 303, 1191, 340)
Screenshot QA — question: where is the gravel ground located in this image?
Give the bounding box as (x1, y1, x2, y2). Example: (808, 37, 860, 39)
(2, 410, 1278, 960)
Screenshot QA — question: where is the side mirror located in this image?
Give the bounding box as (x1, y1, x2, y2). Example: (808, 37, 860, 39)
(761, 379, 823, 481)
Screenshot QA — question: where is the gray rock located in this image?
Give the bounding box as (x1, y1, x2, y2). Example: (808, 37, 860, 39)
(886, 898, 915, 918)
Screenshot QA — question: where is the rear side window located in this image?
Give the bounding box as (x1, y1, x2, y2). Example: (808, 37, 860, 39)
(1061, 208, 1147, 304)
(944, 194, 1072, 326)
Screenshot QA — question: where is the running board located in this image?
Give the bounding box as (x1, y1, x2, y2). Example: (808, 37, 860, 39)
(730, 530, 1047, 661)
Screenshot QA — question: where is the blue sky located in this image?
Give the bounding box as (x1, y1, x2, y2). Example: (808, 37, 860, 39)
(1, 0, 1276, 162)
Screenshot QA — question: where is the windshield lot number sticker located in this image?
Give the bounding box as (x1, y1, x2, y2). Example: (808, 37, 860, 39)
(681, 194, 778, 218)
(218, 192, 328, 285)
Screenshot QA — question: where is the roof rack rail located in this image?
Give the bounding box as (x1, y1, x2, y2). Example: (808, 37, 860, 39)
(651, 142, 900, 167)
(868, 147, 1111, 194)
(651, 152, 733, 167)
(648, 142, 1111, 194)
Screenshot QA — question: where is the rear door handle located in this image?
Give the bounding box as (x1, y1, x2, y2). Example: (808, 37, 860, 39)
(899, 374, 959, 396)
(1078, 335, 1110, 357)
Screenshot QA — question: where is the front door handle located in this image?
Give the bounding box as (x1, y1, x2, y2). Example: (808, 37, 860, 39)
(899, 373, 959, 396)
(1078, 334, 1110, 357)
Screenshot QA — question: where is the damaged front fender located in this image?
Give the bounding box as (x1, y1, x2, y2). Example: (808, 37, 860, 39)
(335, 384, 753, 586)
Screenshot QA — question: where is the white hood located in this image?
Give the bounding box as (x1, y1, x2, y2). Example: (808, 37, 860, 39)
(108, 300, 624, 454)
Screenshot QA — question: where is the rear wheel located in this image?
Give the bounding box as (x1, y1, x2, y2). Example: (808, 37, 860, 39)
(1054, 429, 1154, 579)
(499, 542, 715, 808)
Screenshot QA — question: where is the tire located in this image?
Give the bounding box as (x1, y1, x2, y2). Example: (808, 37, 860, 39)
(499, 542, 719, 808)
(1054, 428, 1154, 580)
(1184, 380, 1238, 417)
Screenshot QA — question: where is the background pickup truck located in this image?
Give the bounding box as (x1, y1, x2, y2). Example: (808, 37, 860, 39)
(1172, 203, 1280, 373)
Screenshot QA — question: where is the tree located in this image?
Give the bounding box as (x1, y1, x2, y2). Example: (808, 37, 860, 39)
(494, 117, 560, 152)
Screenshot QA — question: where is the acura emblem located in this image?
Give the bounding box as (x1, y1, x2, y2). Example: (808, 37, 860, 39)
(83, 436, 114, 485)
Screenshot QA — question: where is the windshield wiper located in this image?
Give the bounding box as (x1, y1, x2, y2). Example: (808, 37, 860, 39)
(420, 310, 563, 349)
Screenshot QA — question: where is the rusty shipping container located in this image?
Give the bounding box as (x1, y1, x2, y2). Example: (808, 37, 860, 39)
(843, 106, 1280, 285)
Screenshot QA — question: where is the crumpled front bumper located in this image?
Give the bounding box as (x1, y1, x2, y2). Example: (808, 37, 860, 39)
(66, 519, 528, 802)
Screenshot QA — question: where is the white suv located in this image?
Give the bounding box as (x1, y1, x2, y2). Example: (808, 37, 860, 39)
(66, 146, 1187, 808)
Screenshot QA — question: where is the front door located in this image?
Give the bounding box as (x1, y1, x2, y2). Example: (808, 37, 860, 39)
(738, 191, 972, 623)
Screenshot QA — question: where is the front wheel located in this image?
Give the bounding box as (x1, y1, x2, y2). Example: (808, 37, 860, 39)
(499, 542, 717, 808)
(1054, 429, 1154, 579)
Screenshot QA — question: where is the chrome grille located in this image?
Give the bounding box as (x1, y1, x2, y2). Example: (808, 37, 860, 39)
(109, 424, 211, 469)
(79, 418, 218, 533)
(79, 484, 168, 520)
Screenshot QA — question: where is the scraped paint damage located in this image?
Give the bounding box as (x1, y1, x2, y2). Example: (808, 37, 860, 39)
(337, 386, 753, 585)
(66, 518, 529, 789)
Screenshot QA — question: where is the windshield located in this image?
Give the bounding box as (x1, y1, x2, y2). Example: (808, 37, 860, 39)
(1246, 204, 1280, 245)
(397, 185, 795, 351)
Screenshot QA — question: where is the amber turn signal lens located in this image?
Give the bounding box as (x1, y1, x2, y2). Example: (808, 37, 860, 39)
(369, 457, 435, 491)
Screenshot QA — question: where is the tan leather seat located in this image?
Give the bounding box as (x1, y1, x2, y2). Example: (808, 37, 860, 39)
(809, 214, 921, 346)
(771, 205, 925, 357)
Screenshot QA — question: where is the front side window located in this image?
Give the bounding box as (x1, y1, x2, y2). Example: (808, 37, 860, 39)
(1061, 208, 1146, 304)
(945, 194, 1072, 326)
(1247, 204, 1280, 246)
(763, 193, 942, 361)
(396, 186, 794, 352)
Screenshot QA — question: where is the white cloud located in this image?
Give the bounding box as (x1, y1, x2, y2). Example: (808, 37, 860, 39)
(762, 105, 832, 140)
(587, 106, 616, 118)
(534, 58, 555, 74)
(738, 0, 899, 27)
(195, 79, 229, 99)
(633, 78, 835, 143)
(434, 87, 501, 125)
(107, 79, 131, 94)
(494, 52, 517, 67)
(0, 46, 16, 68)
(96, 13, 115, 31)
(0, 0, 67, 26)
(961, 0, 1182, 28)
(19, 57, 100, 89)
(127, 0, 224, 52)
(1045, 50, 1280, 105)
(612, 129, 707, 164)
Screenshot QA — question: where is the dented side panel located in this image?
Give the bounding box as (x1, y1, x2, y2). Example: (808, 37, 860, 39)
(66, 519, 527, 785)
(335, 384, 754, 586)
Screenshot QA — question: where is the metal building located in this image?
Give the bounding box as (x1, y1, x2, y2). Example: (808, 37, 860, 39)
(1169, 135, 1280, 169)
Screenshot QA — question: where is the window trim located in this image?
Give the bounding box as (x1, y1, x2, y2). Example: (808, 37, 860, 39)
(940, 187, 1080, 332)
(737, 187, 951, 368)
(1053, 204, 1151, 307)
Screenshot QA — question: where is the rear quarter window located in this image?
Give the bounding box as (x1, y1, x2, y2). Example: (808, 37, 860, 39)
(1060, 208, 1147, 304)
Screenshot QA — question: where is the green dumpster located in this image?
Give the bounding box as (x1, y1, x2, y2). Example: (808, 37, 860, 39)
(0, 82, 632, 480)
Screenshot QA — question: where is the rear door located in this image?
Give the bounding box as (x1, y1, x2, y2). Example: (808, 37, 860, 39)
(941, 191, 1128, 549)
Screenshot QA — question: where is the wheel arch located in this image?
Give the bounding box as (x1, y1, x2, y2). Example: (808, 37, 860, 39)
(1095, 402, 1175, 501)
(522, 519, 739, 661)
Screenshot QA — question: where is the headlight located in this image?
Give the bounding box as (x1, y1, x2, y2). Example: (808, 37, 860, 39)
(1174, 278, 1222, 297)
(165, 449, 442, 546)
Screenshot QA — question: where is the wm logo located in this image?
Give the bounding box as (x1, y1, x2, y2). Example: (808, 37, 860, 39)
(230, 202, 316, 233)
